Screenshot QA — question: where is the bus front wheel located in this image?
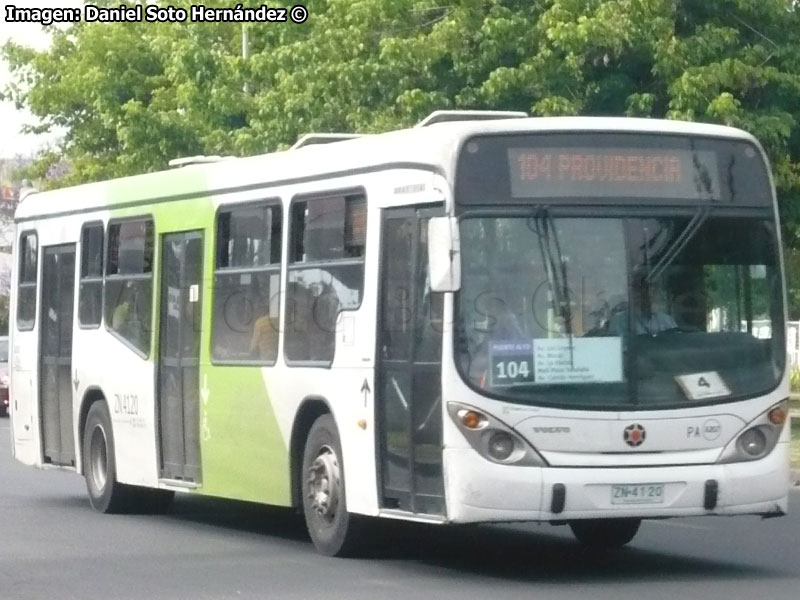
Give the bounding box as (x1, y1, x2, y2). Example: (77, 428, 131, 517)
(301, 414, 362, 556)
(569, 518, 641, 548)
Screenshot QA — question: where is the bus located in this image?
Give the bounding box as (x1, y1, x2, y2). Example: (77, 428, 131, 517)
(9, 111, 791, 556)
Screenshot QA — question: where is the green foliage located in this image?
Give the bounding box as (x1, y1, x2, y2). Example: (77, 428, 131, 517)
(784, 247, 800, 319)
(790, 367, 800, 392)
(3, 0, 800, 246)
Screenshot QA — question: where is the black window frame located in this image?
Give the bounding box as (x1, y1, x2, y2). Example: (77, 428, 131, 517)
(16, 230, 39, 332)
(78, 221, 105, 329)
(285, 188, 368, 367)
(103, 216, 155, 358)
(211, 199, 284, 366)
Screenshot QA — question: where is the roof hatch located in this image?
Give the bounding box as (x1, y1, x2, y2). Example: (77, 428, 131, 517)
(290, 133, 364, 150)
(415, 110, 528, 127)
(168, 155, 233, 168)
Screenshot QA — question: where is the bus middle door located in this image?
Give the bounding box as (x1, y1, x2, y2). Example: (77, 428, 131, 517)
(157, 231, 203, 484)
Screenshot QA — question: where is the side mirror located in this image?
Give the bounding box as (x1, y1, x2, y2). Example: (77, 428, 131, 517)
(428, 216, 461, 292)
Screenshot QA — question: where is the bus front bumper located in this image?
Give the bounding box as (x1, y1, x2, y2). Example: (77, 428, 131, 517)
(443, 442, 790, 523)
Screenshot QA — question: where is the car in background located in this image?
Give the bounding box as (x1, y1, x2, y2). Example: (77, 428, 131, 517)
(0, 336, 8, 417)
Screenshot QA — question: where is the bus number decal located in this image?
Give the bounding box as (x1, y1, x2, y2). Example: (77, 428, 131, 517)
(114, 393, 139, 416)
(495, 360, 530, 381)
(489, 341, 535, 387)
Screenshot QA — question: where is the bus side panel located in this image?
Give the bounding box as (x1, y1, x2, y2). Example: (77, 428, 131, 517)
(193, 175, 384, 510)
(73, 328, 159, 487)
(93, 175, 214, 489)
(10, 234, 42, 466)
(252, 176, 384, 517)
(196, 364, 293, 505)
(10, 327, 40, 465)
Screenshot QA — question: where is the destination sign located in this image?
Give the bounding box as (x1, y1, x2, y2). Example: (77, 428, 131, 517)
(508, 148, 720, 200)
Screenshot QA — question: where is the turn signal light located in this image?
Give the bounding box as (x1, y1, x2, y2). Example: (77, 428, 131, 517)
(768, 405, 788, 425)
(459, 410, 485, 430)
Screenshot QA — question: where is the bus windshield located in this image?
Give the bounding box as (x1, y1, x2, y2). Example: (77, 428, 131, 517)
(455, 213, 784, 409)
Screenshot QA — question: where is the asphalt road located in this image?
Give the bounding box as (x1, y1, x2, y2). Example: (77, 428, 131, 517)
(2, 418, 800, 600)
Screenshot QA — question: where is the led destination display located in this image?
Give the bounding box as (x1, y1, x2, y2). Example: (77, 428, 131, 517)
(456, 133, 772, 206)
(508, 148, 720, 200)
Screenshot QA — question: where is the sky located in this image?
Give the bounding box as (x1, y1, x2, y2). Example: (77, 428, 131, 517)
(0, 0, 83, 158)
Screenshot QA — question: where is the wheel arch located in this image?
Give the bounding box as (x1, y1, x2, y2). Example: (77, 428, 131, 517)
(289, 396, 334, 508)
(77, 386, 108, 474)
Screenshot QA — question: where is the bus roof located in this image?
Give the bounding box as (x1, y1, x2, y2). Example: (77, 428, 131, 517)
(15, 117, 757, 222)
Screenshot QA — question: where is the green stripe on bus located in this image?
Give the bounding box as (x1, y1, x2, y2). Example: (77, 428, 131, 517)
(108, 168, 290, 505)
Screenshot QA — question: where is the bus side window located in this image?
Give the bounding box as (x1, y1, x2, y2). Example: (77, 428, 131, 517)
(212, 202, 282, 364)
(104, 219, 154, 355)
(16, 231, 38, 331)
(79, 223, 104, 328)
(286, 193, 366, 364)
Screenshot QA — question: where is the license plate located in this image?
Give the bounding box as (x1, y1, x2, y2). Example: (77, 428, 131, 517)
(611, 483, 665, 505)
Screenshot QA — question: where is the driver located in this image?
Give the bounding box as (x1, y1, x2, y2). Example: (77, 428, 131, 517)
(607, 276, 677, 335)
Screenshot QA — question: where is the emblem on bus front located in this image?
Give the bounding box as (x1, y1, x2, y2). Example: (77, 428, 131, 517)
(623, 424, 646, 447)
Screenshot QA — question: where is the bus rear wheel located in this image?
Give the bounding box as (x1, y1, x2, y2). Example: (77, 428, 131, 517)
(569, 518, 641, 548)
(301, 414, 362, 556)
(83, 400, 174, 514)
(83, 400, 133, 513)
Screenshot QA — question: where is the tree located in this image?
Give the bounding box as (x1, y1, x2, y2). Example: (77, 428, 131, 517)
(3, 0, 799, 243)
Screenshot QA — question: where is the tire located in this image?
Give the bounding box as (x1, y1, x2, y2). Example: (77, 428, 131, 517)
(83, 401, 175, 514)
(569, 518, 641, 548)
(301, 414, 362, 556)
(82, 401, 136, 513)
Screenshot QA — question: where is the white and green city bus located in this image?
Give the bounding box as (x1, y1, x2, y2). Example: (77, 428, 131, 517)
(9, 111, 791, 555)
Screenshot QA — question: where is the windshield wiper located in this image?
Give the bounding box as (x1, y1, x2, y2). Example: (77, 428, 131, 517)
(646, 206, 710, 284)
(528, 207, 574, 366)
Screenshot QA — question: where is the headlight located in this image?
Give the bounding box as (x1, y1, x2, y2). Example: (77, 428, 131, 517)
(487, 432, 515, 461)
(739, 427, 768, 457)
(447, 401, 547, 467)
(717, 400, 788, 464)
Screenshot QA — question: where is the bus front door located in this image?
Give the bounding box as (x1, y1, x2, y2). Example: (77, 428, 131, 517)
(157, 231, 203, 483)
(377, 206, 445, 516)
(39, 244, 76, 466)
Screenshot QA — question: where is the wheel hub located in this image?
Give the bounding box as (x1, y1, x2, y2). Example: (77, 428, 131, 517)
(306, 445, 340, 523)
(89, 424, 108, 492)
